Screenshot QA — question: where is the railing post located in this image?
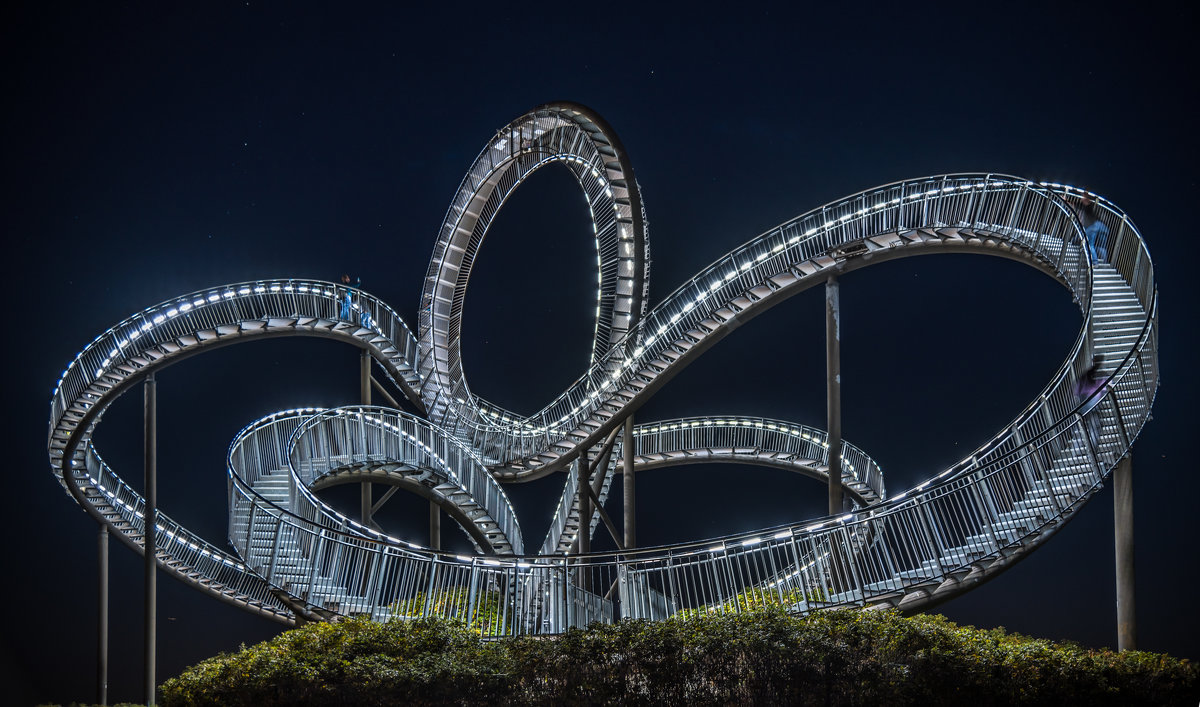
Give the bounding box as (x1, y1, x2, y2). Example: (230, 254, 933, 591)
(366, 549, 385, 619)
(421, 559, 438, 619)
(143, 372, 157, 706)
(915, 501, 948, 577)
(249, 497, 266, 556)
(623, 415, 636, 549)
(561, 557, 569, 630)
(466, 562, 479, 627)
(1113, 454, 1136, 651)
(361, 351, 372, 527)
(266, 514, 284, 584)
(305, 530, 325, 603)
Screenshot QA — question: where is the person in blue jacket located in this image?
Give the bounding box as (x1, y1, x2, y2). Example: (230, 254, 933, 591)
(1069, 194, 1110, 262)
(339, 274, 354, 320)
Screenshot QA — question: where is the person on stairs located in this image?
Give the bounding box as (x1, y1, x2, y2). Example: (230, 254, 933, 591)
(1068, 194, 1110, 262)
(1075, 354, 1110, 461)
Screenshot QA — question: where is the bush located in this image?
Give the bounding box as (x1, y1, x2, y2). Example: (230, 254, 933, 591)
(159, 617, 510, 706)
(160, 609, 1199, 706)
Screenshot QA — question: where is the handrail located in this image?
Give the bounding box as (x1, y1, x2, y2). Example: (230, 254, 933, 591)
(535, 415, 886, 558)
(439, 176, 1093, 476)
(46, 123, 1156, 636)
(47, 279, 424, 622)
(287, 406, 522, 554)
(50, 278, 420, 453)
(417, 102, 650, 440)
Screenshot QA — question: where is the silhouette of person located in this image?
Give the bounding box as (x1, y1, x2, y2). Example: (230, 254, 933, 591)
(340, 274, 353, 320)
(341, 275, 371, 328)
(1075, 354, 1109, 455)
(1069, 194, 1110, 263)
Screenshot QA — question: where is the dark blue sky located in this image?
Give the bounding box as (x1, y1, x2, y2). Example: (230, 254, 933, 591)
(6, 2, 1197, 704)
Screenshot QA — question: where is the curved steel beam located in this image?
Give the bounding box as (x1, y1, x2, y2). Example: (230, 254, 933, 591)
(417, 102, 650, 445)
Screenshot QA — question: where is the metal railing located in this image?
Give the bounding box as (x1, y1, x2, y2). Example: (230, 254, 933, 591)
(46, 280, 422, 620)
(50, 278, 420, 455)
(436, 176, 1095, 473)
(288, 407, 522, 554)
(630, 416, 885, 503)
(197, 176, 1152, 633)
(537, 415, 886, 558)
(81, 441, 292, 621)
(46, 171, 1157, 634)
(416, 102, 649, 443)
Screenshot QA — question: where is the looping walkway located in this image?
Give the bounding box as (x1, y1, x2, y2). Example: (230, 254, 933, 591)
(47, 102, 1157, 632)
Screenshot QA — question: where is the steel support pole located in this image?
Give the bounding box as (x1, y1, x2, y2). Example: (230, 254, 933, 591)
(429, 502, 441, 551)
(360, 351, 371, 527)
(360, 350, 372, 405)
(576, 457, 591, 593)
(1114, 454, 1136, 651)
(623, 415, 635, 549)
(826, 276, 843, 516)
(143, 373, 157, 705)
(97, 523, 108, 706)
(577, 458, 591, 555)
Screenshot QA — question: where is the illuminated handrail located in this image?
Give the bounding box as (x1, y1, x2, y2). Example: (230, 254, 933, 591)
(629, 416, 884, 503)
(45, 103, 1156, 635)
(82, 445, 292, 621)
(288, 407, 523, 555)
(439, 176, 1093, 477)
(47, 279, 423, 621)
(417, 102, 650, 440)
(50, 278, 420, 454)
(538, 416, 886, 557)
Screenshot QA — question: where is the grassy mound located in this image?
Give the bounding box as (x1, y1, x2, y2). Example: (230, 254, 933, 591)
(160, 608, 1197, 706)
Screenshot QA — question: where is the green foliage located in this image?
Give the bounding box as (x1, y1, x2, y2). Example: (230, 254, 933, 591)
(159, 616, 510, 706)
(672, 583, 825, 619)
(36, 703, 146, 707)
(389, 588, 508, 636)
(160, 609, 1199, 706)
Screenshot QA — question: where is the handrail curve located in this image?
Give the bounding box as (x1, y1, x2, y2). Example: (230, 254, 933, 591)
(46, 102, 1156, 633)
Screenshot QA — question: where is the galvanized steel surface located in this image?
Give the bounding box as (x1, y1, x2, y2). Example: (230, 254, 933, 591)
(47, 103, 1157, 635)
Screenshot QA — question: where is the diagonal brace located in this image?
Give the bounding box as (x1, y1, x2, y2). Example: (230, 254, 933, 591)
(370, 485, 400, 516)
(576, 425, 626, 551)
(582, 469, 625, 551)
(370, 375, 402, 408)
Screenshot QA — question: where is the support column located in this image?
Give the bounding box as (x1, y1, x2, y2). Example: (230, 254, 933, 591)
(360, 350, 372, 405)
(361, 482, 372, 528)
(623, 416, 635, 549)
(360, 351, 372, 527)
(429, 502, 441, 551)
(576, 457, 591, 593)
(577, 458, 591, 555)
(1114, 454, 1136, 651)
(826, 276, 843, 516)
(143, 373, 157, 706)
(97, 524, 108, 706)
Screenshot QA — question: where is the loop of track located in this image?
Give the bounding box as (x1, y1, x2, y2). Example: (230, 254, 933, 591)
(47, 102, 1157, 629)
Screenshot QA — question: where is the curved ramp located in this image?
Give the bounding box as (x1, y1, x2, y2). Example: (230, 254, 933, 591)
(418, 101, 650, 442)
(46, 100, 1156, 634)
(48, 281, 422, 621)
(539, 416, 885, 557)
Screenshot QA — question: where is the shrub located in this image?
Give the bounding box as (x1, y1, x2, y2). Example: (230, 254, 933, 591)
(160, 609, 1199, 706)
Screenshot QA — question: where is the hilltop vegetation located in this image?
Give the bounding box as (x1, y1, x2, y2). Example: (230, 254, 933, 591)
(160, 608, 1197, 706)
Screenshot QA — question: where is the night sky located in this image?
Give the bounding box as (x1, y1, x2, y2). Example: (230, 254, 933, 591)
(6, 3, 1198, 704)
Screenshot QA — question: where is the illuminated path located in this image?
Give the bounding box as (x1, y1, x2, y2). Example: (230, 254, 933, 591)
(48, 102, 1156, 632)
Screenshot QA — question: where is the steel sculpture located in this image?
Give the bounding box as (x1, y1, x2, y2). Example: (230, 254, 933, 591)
(49, 102, 1157, 641)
